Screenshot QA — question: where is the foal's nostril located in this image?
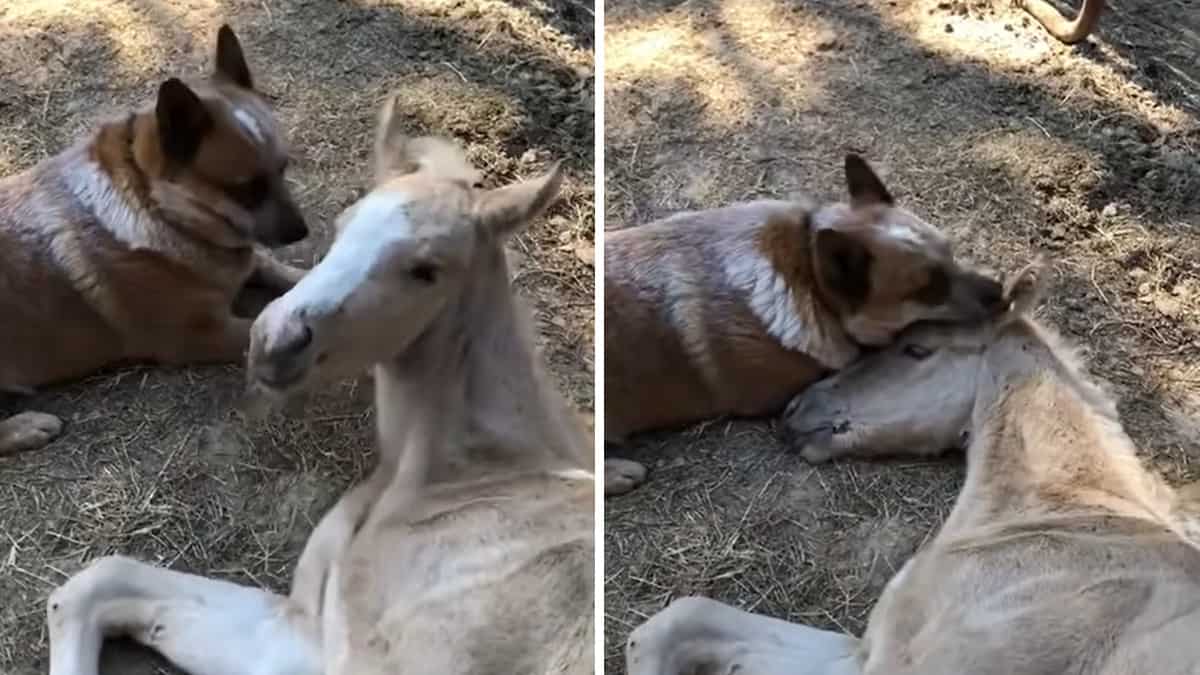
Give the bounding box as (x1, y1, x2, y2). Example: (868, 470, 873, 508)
(295, 325, 313, 351)
(273, 324, 313, 357)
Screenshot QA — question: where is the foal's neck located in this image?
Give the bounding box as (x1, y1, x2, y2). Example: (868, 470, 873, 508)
(952, 321, 1173, 531)
(374, 245, 591, 487)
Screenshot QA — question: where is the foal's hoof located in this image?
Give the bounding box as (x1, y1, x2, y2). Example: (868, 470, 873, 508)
(605, 459, 648, 496)
(0, 412, 64, 454)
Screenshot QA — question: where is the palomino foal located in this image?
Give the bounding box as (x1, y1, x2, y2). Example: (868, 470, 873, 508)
(47, 97, 594, 675)
(630, 263, 1200, 674)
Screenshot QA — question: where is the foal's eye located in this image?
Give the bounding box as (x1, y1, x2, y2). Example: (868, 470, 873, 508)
(903, 344, 933, 360)
(410, 264, 438, 284)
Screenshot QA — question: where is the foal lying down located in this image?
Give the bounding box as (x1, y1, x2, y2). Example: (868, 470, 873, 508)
(47, 96, 594, 675)
(629, 263, 1200, 675)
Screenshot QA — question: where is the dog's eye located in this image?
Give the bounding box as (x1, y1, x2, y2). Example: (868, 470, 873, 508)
(903, 344, 933, 360)
(230, 175, 269, 209)
(411, 264, 438, 284)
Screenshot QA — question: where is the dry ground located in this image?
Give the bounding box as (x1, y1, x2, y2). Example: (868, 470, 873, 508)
(605, 0, 1200, 671)
(0, 1, 593, 673)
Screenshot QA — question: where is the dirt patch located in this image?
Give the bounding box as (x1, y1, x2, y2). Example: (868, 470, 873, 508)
(605, 0, 1199, 671)
(0, 1, 593, 673)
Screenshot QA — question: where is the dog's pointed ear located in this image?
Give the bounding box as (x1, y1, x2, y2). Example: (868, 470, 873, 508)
(374, 94, 420, 179)
(813, 228, 873, 311)
(844, 154, 893, 207)
(214, 25, 254, 89)
(475, 162, 564, 238)
(156, 78, 213, 164)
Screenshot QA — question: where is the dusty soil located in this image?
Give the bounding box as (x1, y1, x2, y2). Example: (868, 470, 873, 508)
(0, 1, 593, 673)
(605, 0, 1200, 670)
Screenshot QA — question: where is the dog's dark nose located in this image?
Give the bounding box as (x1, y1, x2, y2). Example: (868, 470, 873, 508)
(979, 279, 1005, 311)
(968, 273, 1004, 311)
(278, 219, 309, 245)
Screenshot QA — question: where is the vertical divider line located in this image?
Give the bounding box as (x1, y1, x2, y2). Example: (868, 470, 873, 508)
(592, 0, 606, 671)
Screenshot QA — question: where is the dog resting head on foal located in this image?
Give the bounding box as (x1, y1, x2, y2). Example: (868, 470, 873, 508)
(783, 260, 1075, 465)
(0, 25, 307, 455)
(603, 156, 1002, 494)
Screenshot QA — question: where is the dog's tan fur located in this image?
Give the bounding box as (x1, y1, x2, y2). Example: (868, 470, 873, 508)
(629, 264, 1200, 675)
(604, 157, 1002, 495)
(46, 96, 592, 675)
(0, 26, 308, 455)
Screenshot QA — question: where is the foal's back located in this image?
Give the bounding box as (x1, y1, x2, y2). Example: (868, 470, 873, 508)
(864, 354, 1200, 674)
(329, 471, 593, 675)
(865, 509, 1200, 674)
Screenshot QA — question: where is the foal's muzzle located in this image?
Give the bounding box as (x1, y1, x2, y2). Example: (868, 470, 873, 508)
(249, 308, 318, 392)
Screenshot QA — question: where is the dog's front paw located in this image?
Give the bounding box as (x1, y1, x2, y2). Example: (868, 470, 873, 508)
(0, 412, 64, 454)
(605, 459, 647, 496)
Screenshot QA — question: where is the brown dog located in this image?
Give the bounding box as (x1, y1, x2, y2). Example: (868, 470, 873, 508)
(0, 25, 308, 455)
(604, 155, 1003, 495)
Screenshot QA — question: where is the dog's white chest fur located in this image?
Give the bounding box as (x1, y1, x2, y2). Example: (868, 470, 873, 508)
(722, 244, 858, 369)
(66, 159, 163, 253)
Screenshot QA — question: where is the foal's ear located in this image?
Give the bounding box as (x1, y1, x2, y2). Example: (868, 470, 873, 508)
(1003, 259, 1048, 317)
(476, 162, 564, 237)
(844, 154, 894, 207)
(374, 94, 419, 179)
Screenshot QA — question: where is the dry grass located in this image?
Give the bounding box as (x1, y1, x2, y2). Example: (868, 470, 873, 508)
(0, 1, 593, 673)
(604, 0, 1200, 672)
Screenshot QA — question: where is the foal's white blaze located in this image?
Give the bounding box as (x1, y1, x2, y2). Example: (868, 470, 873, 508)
(283, 190, 415, 315)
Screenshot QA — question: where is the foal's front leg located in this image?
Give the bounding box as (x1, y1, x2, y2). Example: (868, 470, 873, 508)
(251, 252, 308, 291)
(48, 555, 321, 675)
(627, 596, 861, 675)
(232, 254, 309, 318)
(290, 458, 394, 616)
